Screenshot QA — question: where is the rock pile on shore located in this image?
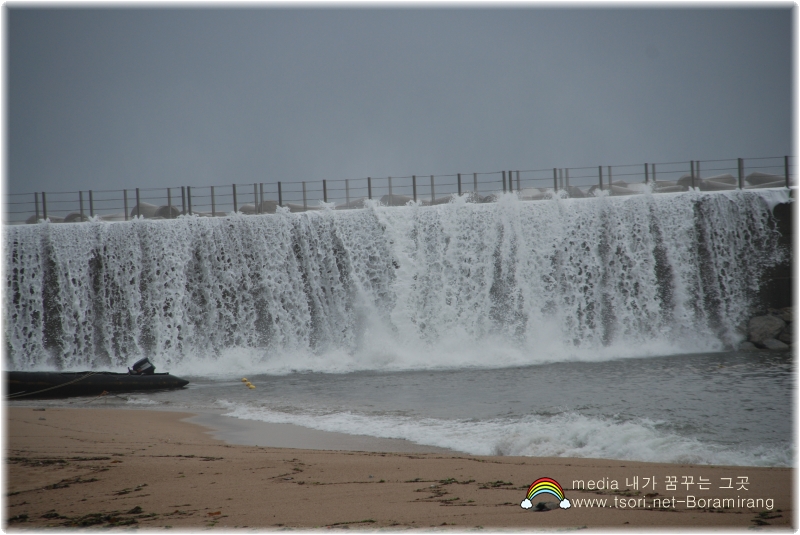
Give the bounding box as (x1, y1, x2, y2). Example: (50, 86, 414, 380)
(740, 307, 793, 351)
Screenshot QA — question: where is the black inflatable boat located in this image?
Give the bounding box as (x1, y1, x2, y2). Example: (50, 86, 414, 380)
(6, 359, 189, 398)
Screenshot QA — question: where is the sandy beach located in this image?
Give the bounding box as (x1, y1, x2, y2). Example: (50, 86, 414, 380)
(3, 406, 793, 530)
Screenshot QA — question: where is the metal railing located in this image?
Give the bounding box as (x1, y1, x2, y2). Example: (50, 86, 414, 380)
(4, 155, 793, 225)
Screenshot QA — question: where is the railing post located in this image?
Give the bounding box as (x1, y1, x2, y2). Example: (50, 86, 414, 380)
(181, 186, 186, 214)
(388, 176, 393, 204)
(46, 156, 785, 222)
(785, 155, 790, 188)
(738, 158, 744, 189)
(34, 192, 40, 222)
(345, 179, 349, 206)
(608, 166, 613, 186)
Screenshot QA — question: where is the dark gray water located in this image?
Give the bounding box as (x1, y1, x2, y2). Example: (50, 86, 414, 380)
(14, 350, 793, 467)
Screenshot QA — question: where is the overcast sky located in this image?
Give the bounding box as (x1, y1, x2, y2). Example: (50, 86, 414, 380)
(6, 5, 795, 200)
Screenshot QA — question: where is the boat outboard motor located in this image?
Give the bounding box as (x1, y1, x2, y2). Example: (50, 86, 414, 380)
(129, 357, 156, 375)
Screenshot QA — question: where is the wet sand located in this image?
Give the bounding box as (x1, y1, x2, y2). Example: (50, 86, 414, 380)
(5, 407, 794, 530)
(187, 411, 453, 453)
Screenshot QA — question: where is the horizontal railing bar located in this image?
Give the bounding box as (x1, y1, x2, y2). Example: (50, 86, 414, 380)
(5, 155, 794, 224)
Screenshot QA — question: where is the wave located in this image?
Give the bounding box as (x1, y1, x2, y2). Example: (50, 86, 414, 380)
(217, 401, 791, 467)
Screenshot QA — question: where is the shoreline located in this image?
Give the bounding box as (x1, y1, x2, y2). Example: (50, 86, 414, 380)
(185, 410, 454, 454)
(5, 406, 794, 530)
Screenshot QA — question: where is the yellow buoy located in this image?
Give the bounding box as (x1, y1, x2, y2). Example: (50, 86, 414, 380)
(248, 384, 256, 389)
(241, 378, 248, 382)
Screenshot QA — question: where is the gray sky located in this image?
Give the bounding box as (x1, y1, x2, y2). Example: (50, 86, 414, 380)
(6, 5, 795, 199)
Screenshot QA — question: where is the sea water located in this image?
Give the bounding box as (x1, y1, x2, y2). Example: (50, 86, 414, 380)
(5, 189, 794, 467)
(9, 351, 793, 467)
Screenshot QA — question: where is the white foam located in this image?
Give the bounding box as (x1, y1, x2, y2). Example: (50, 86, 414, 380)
(124, 397, 161, 406)
(218, 402, 791, 467)
(5, 190, 787, 373)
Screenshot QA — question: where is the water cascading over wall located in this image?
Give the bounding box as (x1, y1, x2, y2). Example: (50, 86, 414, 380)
(4, 190, 790, 373)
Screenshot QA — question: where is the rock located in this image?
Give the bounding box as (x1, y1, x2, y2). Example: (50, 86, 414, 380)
(258, 200, 279, 214)
(704, 173, 738, 185)
(779, 321, 794, 344)
(155, 205, 181, 218)
(64, 212, 89, 223)
(701, 179, 737, 191)
(99, 212, 127, 222)
(746, 179, 786, 189)
(129, 202, 159, 218)
(699, 174, 738, 191)
(761, 338, 789, 351)
(611, 184, 639, 196)
(567, 186, 586, 199)
(773, 307, 794, 323)
(738, 341, 759, 352)
(746, 171, 785, 186)
(677, 173, 699, 189)
(748, 315, 786, 345)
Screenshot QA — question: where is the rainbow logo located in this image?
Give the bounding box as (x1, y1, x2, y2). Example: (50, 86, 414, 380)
(520, 477, 571, 510)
